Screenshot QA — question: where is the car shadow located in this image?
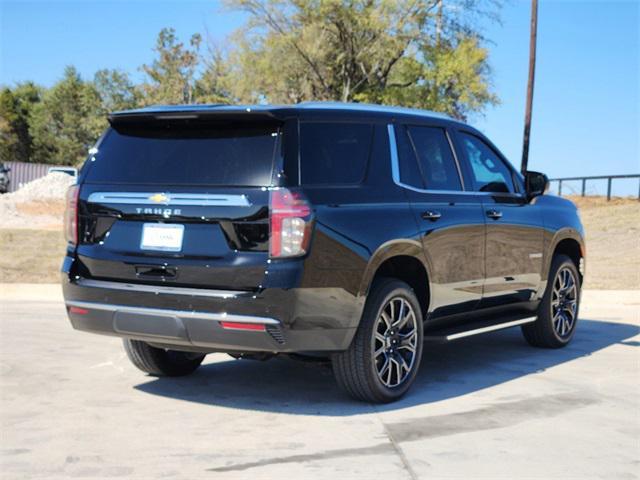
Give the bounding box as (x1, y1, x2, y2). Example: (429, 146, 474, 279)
(134, 318, 639, 415)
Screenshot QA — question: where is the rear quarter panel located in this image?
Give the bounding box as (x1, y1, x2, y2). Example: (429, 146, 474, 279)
(295, 123, 424, 328)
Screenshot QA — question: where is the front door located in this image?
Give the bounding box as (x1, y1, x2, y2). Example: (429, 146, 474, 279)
(454, 130, 544, 308)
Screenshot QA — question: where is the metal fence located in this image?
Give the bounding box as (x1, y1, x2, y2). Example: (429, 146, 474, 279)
(2, 161, 66, 193)
(549, 174, 640, 201)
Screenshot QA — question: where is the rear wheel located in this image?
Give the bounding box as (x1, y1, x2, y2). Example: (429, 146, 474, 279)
(332, 278, 424, 403)
(522, 254, 581, 348)
(123, 339, 205, 376)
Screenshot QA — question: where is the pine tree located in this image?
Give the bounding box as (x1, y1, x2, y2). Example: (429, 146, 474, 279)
(0, 82, 42, 163)
(29, 66, 104, 165)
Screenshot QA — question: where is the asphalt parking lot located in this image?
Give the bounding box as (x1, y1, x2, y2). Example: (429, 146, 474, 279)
(1, 288, 638, 479)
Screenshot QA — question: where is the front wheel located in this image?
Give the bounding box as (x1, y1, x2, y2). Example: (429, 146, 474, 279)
(522, 254, 581, 348)
(332, 278, 424, 403)
(123, 339, 205, 376)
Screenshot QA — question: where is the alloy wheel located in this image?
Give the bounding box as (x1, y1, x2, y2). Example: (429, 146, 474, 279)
(373, 296, 419, 388)
(551, 266, 578, 338)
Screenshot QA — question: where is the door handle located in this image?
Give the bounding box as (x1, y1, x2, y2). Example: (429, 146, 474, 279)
(421, 210, 442, 221)
(486, 209, 503, 220)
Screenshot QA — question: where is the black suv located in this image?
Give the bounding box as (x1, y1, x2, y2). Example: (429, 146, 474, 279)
(62, 103, 585, 403)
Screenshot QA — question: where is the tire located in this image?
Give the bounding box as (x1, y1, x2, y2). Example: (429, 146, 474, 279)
(522, 254, 581, 348)
(123, 339, 205, 376)
(332, 278, 424, 403)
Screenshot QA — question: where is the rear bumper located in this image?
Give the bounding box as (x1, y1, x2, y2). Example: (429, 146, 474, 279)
(66, 300, 291, 352)
(62, 264, 361, 354)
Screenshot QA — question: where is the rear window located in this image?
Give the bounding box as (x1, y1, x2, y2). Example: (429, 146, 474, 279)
(85, 123, 279, 186)
(300, 122, 372, 185)
(406, 126, 462, 191)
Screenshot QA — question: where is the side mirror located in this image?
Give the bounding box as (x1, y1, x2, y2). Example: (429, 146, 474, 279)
(525, 170, 549, 199)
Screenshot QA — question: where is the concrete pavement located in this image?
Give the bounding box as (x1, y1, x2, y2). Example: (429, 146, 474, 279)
(1, 287, 638, 479)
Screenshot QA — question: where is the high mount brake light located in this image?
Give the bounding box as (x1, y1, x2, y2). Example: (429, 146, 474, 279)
(269, 188, 312, 258)
(64, 185, 79, 245)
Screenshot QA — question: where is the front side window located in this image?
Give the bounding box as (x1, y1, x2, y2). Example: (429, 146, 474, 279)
(459, 132, 515, 193)
(406, 126, 462, 191)
(300, 122, 372, 185)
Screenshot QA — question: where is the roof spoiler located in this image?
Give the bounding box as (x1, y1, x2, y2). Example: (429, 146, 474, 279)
(108, 106, 279, 126)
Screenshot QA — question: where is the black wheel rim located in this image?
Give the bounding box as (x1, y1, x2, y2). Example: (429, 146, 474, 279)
(551, 266, 578, 338)
(373, 296, 418, 388)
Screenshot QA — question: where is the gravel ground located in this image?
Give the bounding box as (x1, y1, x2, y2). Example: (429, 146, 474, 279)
(0, 173, 73, 229)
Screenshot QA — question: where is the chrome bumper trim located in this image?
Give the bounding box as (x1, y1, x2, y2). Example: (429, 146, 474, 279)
(65, 300, 280, 325)
(75, 278, 249, 299)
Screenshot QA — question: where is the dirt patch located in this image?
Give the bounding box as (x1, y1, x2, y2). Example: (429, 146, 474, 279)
(566, 195, 639, 208)
(0, 173, 73, 229)
(14, 199, 66, 217)
(565, 196, 640, 289)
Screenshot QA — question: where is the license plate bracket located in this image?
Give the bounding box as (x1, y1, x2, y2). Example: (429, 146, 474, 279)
(140, 223, 184, 252)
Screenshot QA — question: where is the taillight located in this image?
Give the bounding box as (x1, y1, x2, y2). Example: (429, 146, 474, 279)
(269, 188, 312, 258)
(64, 185, 79, 245)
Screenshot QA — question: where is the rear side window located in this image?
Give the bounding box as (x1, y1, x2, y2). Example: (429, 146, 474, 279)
(459, 132, 515, 193)
(396, 126, 424, 189)
(406, 126, 462, 191)
(300, 122, 372, 185)
(85, 123, 279, 186)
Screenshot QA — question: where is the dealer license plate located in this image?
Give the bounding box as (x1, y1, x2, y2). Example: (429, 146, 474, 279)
(140, 223, 184, 252)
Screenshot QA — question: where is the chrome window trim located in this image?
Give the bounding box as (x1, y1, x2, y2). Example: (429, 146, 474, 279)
(87, 192, 251, 207)
(387, 123, 525, 198)
(445, 129, 466, 190)
(75, 278, 250, 299)
(66, 300, 280, 325)
(388, 123, 401, 185)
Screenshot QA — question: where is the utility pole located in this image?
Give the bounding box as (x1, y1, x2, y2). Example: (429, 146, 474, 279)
(521, 0, 538, 174)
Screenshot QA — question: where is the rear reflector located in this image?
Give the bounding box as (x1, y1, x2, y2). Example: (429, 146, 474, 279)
(219, 321, 266, 332)
(69, 306, 89, 315)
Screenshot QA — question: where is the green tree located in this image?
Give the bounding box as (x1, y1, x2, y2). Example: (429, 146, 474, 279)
(29, 66, 104, 165)
(225, 0, 499, 119)
(93, 69, 142, 113)
(142, 28, 203, 104)
(0, 82, 42, 163)
(194, 44, 234, 104)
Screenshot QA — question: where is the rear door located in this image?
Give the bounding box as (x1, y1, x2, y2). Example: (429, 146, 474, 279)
(454, 130, 544, 307)
(76, 118, 282, 290)
(391, 122, 486, 318)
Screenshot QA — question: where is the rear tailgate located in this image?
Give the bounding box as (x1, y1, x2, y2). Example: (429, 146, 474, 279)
(75, 118, 281, 290)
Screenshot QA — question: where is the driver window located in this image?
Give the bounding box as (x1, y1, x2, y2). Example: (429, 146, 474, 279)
(459, 132, 515, 193)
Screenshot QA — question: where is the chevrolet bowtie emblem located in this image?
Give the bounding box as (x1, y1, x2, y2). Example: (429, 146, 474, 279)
(149, 193, 170, 203)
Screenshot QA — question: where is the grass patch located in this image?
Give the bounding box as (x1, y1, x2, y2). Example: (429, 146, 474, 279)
(0, 196, 638, 288)
(0, 229, 66, 283)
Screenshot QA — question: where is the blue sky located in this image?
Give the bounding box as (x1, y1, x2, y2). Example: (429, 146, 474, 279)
(1, 0, 638, 195)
